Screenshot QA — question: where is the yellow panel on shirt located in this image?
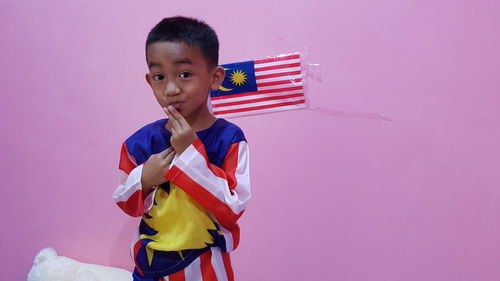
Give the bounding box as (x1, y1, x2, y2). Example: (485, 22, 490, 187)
(140, 183, 217, 252)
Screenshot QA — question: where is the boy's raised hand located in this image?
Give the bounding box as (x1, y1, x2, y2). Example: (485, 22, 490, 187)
(141, 147, 175, 191)
(164, 105, 198, 155)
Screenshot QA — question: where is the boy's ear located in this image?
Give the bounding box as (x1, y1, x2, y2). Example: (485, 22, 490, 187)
(210, 67, 225, 91)
(145, 73, 152, 87)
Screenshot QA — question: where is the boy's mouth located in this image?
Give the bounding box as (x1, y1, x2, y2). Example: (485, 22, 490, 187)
(168, 101, 183, 109)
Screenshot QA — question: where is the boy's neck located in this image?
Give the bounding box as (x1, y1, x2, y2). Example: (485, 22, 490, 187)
(187, 111, 218, 132)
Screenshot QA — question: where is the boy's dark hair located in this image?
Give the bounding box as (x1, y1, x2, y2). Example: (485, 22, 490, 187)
(146, 16, 219, 68)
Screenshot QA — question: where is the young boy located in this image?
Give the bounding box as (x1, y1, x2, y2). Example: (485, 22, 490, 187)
(112, 16, 251, 281)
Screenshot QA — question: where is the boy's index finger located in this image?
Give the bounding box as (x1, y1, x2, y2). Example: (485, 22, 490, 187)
(166, 106, 190, 129)
(163, 106, 172, 119)
(159, 147, 173, 157)
(163, 107, 182, 132)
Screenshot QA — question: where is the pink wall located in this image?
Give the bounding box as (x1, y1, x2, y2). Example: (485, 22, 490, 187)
(1, 0, 499, 280)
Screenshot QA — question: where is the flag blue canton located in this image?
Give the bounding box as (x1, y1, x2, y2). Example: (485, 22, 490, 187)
(210, 60, 257, 97)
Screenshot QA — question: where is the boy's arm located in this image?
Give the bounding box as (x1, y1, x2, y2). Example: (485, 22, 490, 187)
(164, 106, 251, 229)
(166, 139, 251, 229)
(112, 142, 174, 217)
(112, 142, 148, 217)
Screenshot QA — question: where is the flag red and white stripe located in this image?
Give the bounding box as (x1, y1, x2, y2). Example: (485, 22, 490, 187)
(210, 53, 307, 118)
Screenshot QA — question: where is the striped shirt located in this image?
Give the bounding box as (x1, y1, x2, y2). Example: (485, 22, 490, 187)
(112, 118, 250, 280)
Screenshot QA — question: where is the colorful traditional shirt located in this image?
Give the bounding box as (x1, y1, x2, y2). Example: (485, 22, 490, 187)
(112, 118, 250, 279)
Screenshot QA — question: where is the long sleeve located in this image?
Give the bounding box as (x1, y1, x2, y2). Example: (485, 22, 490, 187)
(165, 138, 251, 230)
(112, 142, 156, 217)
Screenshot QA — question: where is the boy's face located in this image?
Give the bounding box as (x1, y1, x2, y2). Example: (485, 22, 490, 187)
(145, 41, 224, 120)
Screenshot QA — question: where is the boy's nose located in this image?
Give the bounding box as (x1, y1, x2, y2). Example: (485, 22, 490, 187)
(165, 81, 180, 96)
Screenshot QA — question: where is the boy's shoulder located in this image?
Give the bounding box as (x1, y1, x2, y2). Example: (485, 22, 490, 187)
(123, 119, 170, 164)
(126, 118, 168, 142)
(207, 118, 247, 144)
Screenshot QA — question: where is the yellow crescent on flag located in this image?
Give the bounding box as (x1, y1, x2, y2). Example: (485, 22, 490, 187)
(218, 67, 233, 91)
(218, 85, 233, 91)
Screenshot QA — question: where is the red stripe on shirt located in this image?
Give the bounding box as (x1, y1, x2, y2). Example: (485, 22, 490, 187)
(116, 189, 144, 217)
(221, 143, 239, 190)
(189, 139, 243, 212)
(133, 240, 145, 277)
(200, 250, 217, 281)
(222, 252, 234, 281)
(189, 139, 235, 184)
(169, 268, 186, 281)
(119, 142, 137, 174)
(166, 165, 242, 227)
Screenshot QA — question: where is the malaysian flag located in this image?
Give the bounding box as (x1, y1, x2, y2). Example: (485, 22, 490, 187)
(209, 53, 307, 118)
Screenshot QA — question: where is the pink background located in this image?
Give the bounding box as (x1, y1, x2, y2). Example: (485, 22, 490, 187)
(1, 0, 499, 280)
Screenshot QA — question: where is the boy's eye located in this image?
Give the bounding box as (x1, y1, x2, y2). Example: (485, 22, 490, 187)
(179, 72, 192, 79)
(153, 74, 164, 81)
